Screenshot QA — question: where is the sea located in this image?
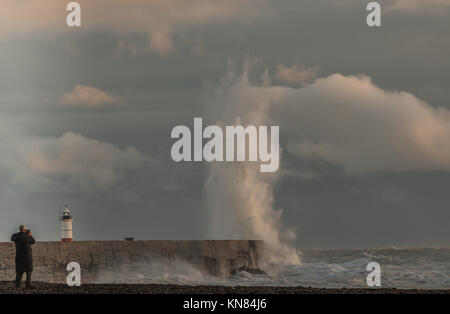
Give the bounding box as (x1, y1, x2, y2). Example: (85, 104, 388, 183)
(135, 248, 450, 289)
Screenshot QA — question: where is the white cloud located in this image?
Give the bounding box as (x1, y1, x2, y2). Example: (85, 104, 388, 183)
(61, 85, 120, 107)
(273, 64, 318, 87)
(280, 74, 450, 173)
(208, 69, 450, 174)
(0, 132, 146, 194)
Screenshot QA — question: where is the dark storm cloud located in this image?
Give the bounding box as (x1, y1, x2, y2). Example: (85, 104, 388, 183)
(0, 1, 449, 248)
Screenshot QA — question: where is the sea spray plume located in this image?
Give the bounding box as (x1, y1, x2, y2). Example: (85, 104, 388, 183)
(202, 59, 300, 266)
(93, 259, 208, 285)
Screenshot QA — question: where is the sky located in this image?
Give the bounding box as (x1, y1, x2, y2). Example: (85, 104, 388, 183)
(0, 0, 449, 249)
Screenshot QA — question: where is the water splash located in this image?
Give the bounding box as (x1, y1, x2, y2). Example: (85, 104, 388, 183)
(202, 59, 300, 266)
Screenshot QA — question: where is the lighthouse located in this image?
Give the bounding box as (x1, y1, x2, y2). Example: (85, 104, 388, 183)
(60, 205, 73, 242)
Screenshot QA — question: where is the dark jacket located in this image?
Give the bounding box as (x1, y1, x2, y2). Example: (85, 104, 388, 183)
(11, 232, 35, 272)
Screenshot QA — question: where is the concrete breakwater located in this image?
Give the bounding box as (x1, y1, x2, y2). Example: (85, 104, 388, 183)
(0, 240, 264, 283)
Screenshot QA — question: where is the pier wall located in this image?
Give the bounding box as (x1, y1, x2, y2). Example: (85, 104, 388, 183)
(0, 240, 264, 283)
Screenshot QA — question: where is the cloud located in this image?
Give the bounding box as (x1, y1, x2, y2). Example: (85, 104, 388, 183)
(148, 25, 175, 56)
(0, 132, 147, 194)
(385, 0, 450, 12)
(61, 85, 120, 107)
(273, 64, 318, 88)
(280, 74, 450, 173)
(0, 0, 270, 55)
(208, 67, 450, 174)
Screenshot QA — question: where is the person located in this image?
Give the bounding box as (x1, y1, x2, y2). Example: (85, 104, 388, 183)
(11, 225, 35, 289)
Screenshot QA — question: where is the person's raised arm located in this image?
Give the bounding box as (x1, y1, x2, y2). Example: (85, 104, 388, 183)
(28, 234, 35, 244)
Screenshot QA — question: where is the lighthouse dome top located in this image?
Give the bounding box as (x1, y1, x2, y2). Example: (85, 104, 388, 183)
(61, 205, 72, 219)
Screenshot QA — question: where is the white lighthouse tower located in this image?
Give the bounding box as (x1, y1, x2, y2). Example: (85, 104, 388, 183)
(60, 204, 73, 242)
